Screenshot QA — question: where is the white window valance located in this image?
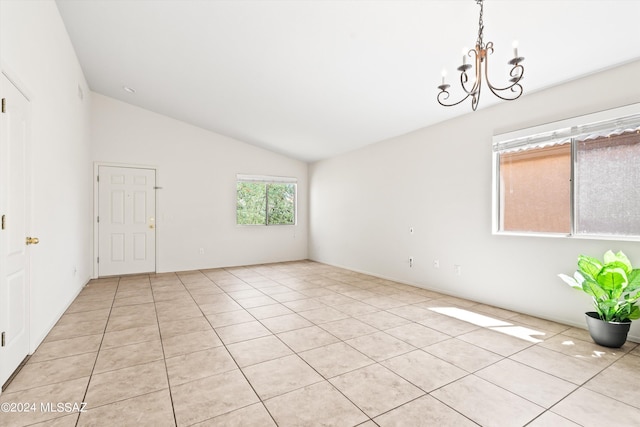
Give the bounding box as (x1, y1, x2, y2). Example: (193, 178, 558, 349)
(236, 174, 297, 184)
(493, 104, 640, 154)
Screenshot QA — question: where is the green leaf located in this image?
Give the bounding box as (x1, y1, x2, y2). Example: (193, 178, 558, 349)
(628, 305, 640, 320)
(603, 250, 617, 264)
(596, 300, 616, 321)
(577, 256, 602, 280)
(583, 279, 607, 300)
(605, 261, 632, 275)
(558, 273, 581, 289)
(596, 267, 628, 296)
(604, 250, 632, 273)
(624, 293, 640, 303)
(626, 269, 640, 293)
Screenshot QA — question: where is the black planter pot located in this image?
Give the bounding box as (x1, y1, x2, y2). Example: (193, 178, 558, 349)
(584, 311, 631, 348)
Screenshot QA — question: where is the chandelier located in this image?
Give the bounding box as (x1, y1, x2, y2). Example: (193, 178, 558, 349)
(437, 0, 524, 110)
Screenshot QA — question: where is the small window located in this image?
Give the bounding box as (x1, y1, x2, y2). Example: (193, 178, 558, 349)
(236, 175, 296, 225)
(575, 130, 640, 236)
(498, 142, 571, 233)
(493, 105, 640, 239)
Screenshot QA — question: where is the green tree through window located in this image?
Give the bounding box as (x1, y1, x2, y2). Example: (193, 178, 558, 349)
(267, 183, 295, 225)
(237, 179, 296, 225)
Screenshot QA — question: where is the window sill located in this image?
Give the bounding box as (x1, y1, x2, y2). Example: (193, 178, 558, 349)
(493, 231, 640, 242)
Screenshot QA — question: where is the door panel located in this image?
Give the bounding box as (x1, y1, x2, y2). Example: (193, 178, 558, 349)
(98, 166, 156, 276)
(7, 271, 26, 348)
(0, 73, 31, 387)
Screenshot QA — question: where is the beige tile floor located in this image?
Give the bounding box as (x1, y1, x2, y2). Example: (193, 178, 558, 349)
(2, 260, 640, 427)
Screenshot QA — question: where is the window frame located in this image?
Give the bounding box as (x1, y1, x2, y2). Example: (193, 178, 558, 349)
(492, 103, 640, 241)
(236, 174, 297, 226)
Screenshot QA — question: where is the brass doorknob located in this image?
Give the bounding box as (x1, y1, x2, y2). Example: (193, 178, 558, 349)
(26, 237, 39, 245)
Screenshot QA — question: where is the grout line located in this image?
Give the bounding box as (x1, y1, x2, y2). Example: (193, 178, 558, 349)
(75, 276, 121, 427)
(222, 269, 375, 425)
(147, 273, 180, 427)
(179, 270, 280, 426)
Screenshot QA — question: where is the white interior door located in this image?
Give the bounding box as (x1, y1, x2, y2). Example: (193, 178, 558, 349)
(98, 166, 156, 276)
(0, 73, 32, 388)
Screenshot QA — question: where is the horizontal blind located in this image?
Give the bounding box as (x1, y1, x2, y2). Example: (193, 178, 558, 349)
(237, 174, 297, 184)
(493, 113, 640, 153)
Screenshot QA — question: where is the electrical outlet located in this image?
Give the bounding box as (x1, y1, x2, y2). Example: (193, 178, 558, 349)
(454, 264, 462, 276)
(433, 259, 440, 269)
(199, 248, 205, 255)
(409, 257, 414, 267)
(409, 227, 414, 234)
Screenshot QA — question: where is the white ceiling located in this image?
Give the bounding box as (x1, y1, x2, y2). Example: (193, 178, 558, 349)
(55, 0, 640, 162)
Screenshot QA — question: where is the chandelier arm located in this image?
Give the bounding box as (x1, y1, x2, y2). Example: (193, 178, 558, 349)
(437, 47, 481, 107)
(484, 56, 524, 100)
(471, 72, 481, 111)
(486, 84, 522, 101)
(509, 64, 525, 80)
(485, 69, 525, 92)
(437, 90, 473, 107)
(459, 71, 478, 96)
(458, 49, 481, 95)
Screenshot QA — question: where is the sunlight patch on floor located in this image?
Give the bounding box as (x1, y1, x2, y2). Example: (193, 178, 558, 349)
(490, 326, 545, 343)
(429, 307, 511, 328)
(561, 340, 612, 359)
(428, 306, 545, 343)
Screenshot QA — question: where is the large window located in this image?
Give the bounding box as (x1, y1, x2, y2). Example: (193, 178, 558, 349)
(493, 105, 640, 239)
(236, 175, 296, 225)
(498, 142, 571, 233)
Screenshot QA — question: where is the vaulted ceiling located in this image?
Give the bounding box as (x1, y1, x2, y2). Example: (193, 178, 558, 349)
(56, 0, 640, 162)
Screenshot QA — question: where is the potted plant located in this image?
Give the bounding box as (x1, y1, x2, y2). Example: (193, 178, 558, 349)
(558, 250, 640, 348)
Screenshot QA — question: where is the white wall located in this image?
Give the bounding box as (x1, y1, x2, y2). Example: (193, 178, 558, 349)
(309, 60, 640, 342)
(0, 0, 92, 349)
(91, 94, 308, 273)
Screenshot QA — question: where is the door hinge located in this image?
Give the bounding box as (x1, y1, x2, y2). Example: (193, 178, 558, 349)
(97, 175, 99, 182)
(97, 257, 99, 263)
(1, 214, 5, 230)
(1, 332, 5, 347)
(97, 216, 99, 223)
(1, 98, 5, 113)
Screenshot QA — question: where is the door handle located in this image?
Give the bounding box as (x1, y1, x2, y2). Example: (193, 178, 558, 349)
(26, 236, 40, 245)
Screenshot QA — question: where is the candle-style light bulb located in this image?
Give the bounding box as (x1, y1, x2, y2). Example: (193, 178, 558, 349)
(462, 47, 468, 65)
(441, 68, 447, 85)
(512, 40, 519, 58)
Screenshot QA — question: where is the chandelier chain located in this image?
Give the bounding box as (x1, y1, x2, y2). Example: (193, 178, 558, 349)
(476, 0, 484, 49)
